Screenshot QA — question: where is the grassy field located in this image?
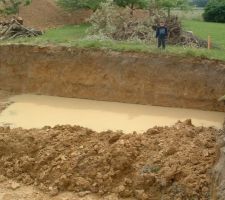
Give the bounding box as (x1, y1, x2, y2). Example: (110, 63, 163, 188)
(2, 20, 225, 61)
(172, 8, 203, 21)
(183, 20, 225, 48)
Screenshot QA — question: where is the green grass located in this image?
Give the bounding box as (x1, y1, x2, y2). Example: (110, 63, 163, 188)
(18, 24, 89, 44)
(1, 21, 225, 61)
(172, 8, 204, 21)
(182, 20, 225, 49)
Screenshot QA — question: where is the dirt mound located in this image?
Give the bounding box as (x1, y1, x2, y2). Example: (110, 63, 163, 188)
(0, 120, 218, 199)
(17, 0, 91, 29)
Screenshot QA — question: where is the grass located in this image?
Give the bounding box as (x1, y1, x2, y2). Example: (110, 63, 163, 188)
(1, 20, 225, 61)
(171, 8, 204, 21)
(182, 20, 225, 49)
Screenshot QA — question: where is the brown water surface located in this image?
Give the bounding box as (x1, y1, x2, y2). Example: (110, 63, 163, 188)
(0, 94, 224, 132)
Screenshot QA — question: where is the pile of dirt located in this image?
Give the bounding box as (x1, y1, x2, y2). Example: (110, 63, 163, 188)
(0, 120, 218, 199)
(0, 0, 92, 30)
(212, 127, 225, 200)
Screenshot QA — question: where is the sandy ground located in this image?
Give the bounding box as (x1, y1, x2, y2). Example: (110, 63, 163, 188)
(0, 179, 125, 200)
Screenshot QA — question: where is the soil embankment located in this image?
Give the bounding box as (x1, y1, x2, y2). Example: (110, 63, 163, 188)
(0, 0, 92, 30)
(212, 127, 225, 200)
(0, 45, 225, 112)
(0, 121, 219, 199)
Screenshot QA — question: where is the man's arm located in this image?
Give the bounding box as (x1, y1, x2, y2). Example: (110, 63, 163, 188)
(165, 27, 168, 38)
(156, 27, 159, 38)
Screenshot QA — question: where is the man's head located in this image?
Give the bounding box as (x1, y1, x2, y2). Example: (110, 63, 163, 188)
(159, 22, 165, 27)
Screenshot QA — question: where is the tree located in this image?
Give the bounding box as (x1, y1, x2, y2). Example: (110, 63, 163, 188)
(0, 0, 31, 15)
(114, 0, 149, 15)
(149, 0, 190, 17)
(56, 0, 104, 11)
(57, 0, 149, 14)
(203, 0, 225, 22)
(192, 0, 208, 7)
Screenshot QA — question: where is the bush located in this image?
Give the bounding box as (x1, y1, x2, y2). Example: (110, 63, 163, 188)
(88, 0, 155, 42)
(192, 0, 208, 7)
(203, 0, 225, 23)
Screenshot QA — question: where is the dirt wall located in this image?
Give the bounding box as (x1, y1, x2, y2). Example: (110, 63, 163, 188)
(0, 44, 225, 111)
(212, 126, 225, 200)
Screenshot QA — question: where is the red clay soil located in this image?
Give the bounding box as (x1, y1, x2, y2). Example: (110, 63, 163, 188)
(0, 0, 92, 30)
(0, 120, 218, 199)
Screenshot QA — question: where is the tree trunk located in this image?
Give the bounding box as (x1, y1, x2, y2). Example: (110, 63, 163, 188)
(130, 3, 134, 16)
(167, 7, 171, 18)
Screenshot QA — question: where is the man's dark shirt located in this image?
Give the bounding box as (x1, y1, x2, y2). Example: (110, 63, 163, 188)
(156, 26, 168, 39)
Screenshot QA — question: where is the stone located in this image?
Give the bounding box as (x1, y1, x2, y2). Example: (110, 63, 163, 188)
(77, 191, 91, 197)
(49, 186, 59, 196)
(10, 182, 20, 190)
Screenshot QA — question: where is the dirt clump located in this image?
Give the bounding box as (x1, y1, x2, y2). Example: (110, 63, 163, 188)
(0, 120, 218, 199)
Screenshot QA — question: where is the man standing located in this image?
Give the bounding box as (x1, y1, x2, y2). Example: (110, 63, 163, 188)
(156, 22, 168, 50)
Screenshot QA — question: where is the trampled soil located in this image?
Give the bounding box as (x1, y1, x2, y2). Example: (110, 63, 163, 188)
(0, 120, 219, 199)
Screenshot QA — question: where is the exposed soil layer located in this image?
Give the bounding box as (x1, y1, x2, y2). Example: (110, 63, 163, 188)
(0, 121, 219, 199)
(213, 127, 225, 200)
(0, 45, 225, 112)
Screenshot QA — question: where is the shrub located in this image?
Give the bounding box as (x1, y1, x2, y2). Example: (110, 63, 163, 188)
(203, 0, 225, 23)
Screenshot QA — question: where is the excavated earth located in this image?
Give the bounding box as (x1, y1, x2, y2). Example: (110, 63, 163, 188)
(0, 45, 225, 199)
(0, 91, 224, 200)
(0, 120, 222, 200)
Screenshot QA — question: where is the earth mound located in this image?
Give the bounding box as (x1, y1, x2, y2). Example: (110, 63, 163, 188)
(1, 0, 91, 29)
(0, 120, 218, 199)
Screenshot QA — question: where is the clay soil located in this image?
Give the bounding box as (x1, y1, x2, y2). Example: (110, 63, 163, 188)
(0, 120, 219, 200)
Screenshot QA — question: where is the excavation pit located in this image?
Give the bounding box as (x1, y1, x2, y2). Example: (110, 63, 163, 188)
(0, 45, 225, 199)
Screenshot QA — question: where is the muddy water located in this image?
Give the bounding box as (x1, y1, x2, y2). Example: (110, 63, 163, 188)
(0, 94, 224, 133)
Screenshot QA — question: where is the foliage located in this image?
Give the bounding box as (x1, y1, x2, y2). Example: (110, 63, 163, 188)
(148, 0, 190, 17)
(203, 0, 225, 23)
(56, 0, 104, 11)
(114, 0, 149, 15)
(192, 0, 209, 7)
(0, 0, 31, 15)
(88, 0, 155, 41)
(88, 0, 126, 37)
(57, 0, 148, 12)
